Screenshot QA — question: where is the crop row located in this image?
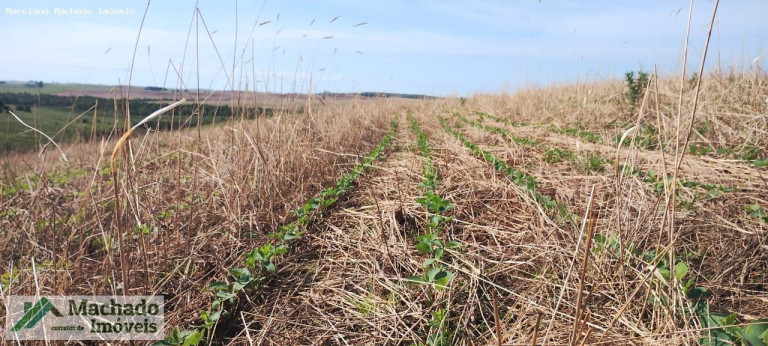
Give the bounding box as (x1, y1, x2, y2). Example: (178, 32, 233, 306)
(468, 114, 767, 343)
(459, 112, 612, 173)
(475, 111, 766, 170)
(438, 115, 573, 223)
(407, 115, 462, 344)
(159, 120, 399, 345)
(464, 113, 768, 343)
(472, 111, 530, 129)
(454, 112, 539, 147)
(618, 165, 768, 222)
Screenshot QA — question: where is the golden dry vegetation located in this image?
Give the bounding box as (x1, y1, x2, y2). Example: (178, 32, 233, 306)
(0, 71, 767, 345)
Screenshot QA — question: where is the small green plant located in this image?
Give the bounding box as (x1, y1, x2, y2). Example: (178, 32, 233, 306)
(688, 72, 699, 88)
(680, 180, 737, 199)
(689, 143, 714, 156)
(550, 124, 602, 143)
(578, 155, 608, 173)
(746, 205, 767, 222)
(156, 327, 204, 346)
(740, 145, 764, 161)
(425, 309, 452, 346)
(543, 148, 575, 163)
(416, 191, 455, 215)
(636, 125, 660, 150)
(696, 120, 713, 136)
(715, 147, 734, 156)
(245, 243, 287, 274)
(740, 145, 767, 168)
(619, 165, 738, 201)
(350, 295, 377, 317)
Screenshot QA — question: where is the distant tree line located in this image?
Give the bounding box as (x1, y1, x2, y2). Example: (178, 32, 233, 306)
(359, 92, 437, 100)
(0, 99, 11, 112)
(0, 91, 279, 119)
(144, 86, 188, 92)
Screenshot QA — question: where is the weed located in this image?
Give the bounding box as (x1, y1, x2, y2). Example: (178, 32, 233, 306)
(625, 70, 649, 108)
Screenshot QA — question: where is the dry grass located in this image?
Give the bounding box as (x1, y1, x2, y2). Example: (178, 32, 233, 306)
(1, 71, 767, 345)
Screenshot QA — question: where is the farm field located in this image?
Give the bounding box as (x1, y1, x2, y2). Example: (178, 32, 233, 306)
(0, 81, 114, 94)
(0, 105, 117, 153)
(0, 81, 425, 154)
(0, 73, 766, 345)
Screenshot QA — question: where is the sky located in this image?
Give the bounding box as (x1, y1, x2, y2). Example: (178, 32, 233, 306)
(0, 0, 765, 96)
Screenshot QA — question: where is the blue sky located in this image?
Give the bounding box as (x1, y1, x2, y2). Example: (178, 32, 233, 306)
(0, 0, 765, 95)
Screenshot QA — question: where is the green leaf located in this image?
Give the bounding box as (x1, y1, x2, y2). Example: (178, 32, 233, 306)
(423, 258, 436, 267)
(215, 291, 237, 301)
(232, 278, 250, 292)
(434, 247, 444, 261)
(434, 270, 453, 290)
(687, 286, 712, 300)
(658, 267, 671, 281)
(594, 233, 607, 245)
(406, 275, 426, 284)
(753, 159, 768, 168)
(229, 267, 252, 281)
(445, 240, 462, 249)
(207, 309, 222, 323)
(181, 330, 204, 346)
(762, 327, 768, 345)
(415, 241, 432, 254)
(264, 262, 276, 274)
(207, 281, 229, 292)
(722, 313, 738, 326)
(699, 329, 737, 346)
(675, 261, 689, 281)
(426, 267, 441, 282)
(738, 319, 768, 346)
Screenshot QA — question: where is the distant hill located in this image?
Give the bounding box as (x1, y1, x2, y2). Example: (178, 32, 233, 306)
(0, 81, 437, 101)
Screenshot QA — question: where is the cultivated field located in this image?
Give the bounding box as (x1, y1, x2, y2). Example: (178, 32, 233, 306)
(0, 72, 766, 345)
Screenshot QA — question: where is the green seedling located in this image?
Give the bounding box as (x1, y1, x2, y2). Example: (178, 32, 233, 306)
(579, 155, 608, 173)
(689, 143, 714, 156)
(543, 148, 575, 163)
(746, 205, 767, 222)
(245, 243, 287, 274)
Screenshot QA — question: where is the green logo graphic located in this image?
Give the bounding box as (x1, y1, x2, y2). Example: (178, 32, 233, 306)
(11, 297, 63, 331)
